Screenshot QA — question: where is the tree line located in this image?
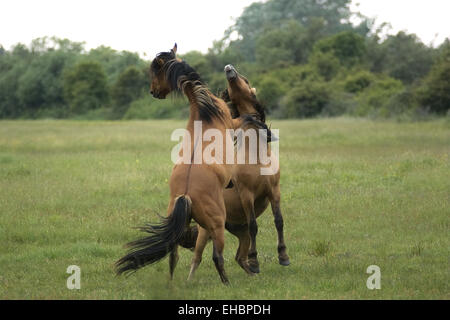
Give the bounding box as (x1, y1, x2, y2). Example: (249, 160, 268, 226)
(0, 0, 449, 120)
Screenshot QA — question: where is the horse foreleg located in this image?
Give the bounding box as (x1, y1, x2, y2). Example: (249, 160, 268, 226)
(226, 222, 255, 275)
(270, 186, 290, 266)
(240, 191, 259, 273)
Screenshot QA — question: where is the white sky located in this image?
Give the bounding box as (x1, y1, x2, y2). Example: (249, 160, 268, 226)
(351, 0, 450, 46)
(1, 0, 449, 57)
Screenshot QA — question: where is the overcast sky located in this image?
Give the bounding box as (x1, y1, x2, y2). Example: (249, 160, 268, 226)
(1, 0, 449, 57)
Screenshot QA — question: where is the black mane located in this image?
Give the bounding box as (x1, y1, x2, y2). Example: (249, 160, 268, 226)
(153, 52, 223, 123)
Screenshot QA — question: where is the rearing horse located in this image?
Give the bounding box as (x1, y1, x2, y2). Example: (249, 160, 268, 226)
(222, 64, 290, 273)
(179, 65, 290, 274)
(115, 44, 235, 284)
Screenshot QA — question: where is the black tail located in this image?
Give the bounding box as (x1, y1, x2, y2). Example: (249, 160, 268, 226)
(115, 195, 191, 275)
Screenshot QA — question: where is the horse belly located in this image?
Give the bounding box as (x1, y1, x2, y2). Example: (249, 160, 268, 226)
(224, 189, 270, 224)
(254, 196, 270, 218)
(224, 189, 246, 225)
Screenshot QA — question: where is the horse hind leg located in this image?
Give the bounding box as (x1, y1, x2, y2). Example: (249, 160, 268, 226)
(169, 245, 179, 280)
(195, 200, 229, 285)
(187, 226, 209, 281)
(211, 227, 229, 285)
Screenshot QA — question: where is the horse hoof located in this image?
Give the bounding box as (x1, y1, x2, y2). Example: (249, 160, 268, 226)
(279, 258, 290, 266)
(249, 265, 260, 274)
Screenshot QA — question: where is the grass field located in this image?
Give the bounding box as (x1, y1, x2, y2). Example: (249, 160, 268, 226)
(0, 118, 449, 299)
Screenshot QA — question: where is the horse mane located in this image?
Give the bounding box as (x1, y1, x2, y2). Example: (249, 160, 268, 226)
(251, 97, 266, 123)
(241, 115, 275, 143)
(220, 89, 240, 119)
(157, 55, 224, 123)
(220, 89, 266, 123)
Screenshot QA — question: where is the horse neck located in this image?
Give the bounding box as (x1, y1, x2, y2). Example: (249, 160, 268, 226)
(183, 83, 229, 131)
(236, 102, 264, 122)
(243, 129, 272, 159)
(163, 60, 230, 140)
(184, 85, 210, 124)
(236, 103, 257, 117)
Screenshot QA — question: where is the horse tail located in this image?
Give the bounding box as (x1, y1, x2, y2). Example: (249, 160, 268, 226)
(115, 195, 192, 275)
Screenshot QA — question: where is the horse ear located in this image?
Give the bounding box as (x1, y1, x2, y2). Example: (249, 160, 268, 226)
(171, 43, 177, 56)
(220, 88, 230, 102)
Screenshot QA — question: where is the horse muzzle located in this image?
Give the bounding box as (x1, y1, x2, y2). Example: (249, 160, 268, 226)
(224, 64, 237, 81)
(150, 91, 166, 99)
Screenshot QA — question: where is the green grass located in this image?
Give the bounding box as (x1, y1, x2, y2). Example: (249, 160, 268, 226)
(0, 118, 449, 299)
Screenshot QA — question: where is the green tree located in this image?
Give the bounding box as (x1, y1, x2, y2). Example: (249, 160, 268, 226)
(227, 0, 359, 61)
(64, 61, 109, 114)
(370, 32, 434, 84)
(0, 65, 24, 118)
(111, 66, 146, 116)
(418, 43, 450, 114)
(86, 46, 144, 84)
(255, 20, 307, 68)
(0, 45, 27, 117)
(309, 51, 340, 81)
(0, 39, 82, 118)
(181, 50, 217, 85)
(313, 31, 366, 67)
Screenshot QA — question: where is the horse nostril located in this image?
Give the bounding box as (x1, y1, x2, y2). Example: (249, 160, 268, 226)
(224, 64, 233, 72)
(150, 90, 153, 95)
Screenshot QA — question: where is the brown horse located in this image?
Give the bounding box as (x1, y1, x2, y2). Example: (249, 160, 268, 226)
(180, 65, 290, 274)
(115, 44, 236, 284)
(222, 64, 290, 273)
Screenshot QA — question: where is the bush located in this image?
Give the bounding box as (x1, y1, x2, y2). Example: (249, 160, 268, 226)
(383, 87, 420, 118)
(71, 107, 115, 120)
(353, 76, 404, 117)
(280, 77, 330, 118)
(254, 76, 288, 113)
(343, 70, 375, 93)
(123, 95, 189, 119)
(322, 90, 357, 117)
(24, 105, 69, 119)
(309, 51, 340, 81)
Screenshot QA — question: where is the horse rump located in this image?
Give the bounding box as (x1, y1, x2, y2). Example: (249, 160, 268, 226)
(178, 224, 199, 251)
